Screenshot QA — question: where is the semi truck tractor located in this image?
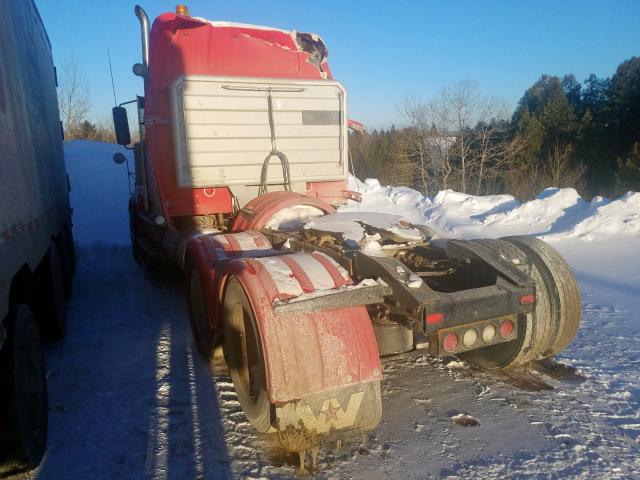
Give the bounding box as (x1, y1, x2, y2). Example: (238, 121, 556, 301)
(113, 5, 580, 473)
(0, 0, 74, 470)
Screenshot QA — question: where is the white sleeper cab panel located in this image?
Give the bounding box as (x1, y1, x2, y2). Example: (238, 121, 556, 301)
(170, 75, 348, 188)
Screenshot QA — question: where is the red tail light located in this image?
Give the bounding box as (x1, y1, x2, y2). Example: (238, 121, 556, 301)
(443, 333, 458, 352)
(500, 319, 514, 338)
(426, 312, 444, 325)
(520, 294, 535, 305)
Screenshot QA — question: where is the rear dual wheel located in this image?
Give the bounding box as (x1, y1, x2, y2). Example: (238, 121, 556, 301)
(0, 305, 48, 467)
(504, 236, 581, 356)
(459, 237, 580, 369)
(34, 243, 67, 341)
(222, 278, 272, 433)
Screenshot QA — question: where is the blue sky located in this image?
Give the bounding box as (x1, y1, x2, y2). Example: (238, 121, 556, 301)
(36, 0, 639, 129)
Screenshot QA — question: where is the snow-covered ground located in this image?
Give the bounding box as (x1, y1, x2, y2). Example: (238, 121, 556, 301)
(20, 141, 640, 479)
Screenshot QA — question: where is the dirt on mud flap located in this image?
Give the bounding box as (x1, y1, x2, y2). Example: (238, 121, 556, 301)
(275, 381, 382, 474)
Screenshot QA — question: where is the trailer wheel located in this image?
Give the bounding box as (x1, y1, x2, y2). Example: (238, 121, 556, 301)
(503, 236, 581, 356)
(0, 305, 48, 467)
(187, 264, 215, 361)
(222, 277, 273, 433)
(34, 244, 67, 340)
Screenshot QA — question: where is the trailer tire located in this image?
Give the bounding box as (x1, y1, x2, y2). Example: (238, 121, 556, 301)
(187, 264, 215, 361)
(222, 277, 273, 433)
(458, 239, 544, 370)
(34, 244, 67, 340)
(0, 305, 48, 467)
(503, 236, 581, 356)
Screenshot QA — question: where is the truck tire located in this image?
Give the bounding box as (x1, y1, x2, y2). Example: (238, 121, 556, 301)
(222, 277, 273, 433)
(187, 264, 215, 361)
(56, 227, 73, 300)
(458, 239, 544, 369)
(34, 244, 67, 340)
(0, 305, 48, 467)
(503, 236, 581, 356)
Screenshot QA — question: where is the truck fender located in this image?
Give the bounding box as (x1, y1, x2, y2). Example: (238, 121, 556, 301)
(185, 230, 280, 338)
(231, 191, 335, 231)
(225, 252, 382, 404)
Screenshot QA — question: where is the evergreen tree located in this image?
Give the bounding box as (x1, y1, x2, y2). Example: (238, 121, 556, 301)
(614, 143, 640, 195)
(78, 120, 97, 139)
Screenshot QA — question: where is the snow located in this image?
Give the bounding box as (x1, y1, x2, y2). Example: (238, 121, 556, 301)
(273, 278, 388, 308)
(256, 256, 304, 298)
(304, 212, 426, 248)
(264, 205, 324, 231)
(64, 141, 132, 246)
(342, 176, 640, 242)
(19, 142, 639, 480)
(194, 18, 292, 35)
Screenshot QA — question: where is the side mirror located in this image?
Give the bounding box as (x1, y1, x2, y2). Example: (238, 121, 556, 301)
(113, 152, 126, 165)
(112, 106, 131, 145)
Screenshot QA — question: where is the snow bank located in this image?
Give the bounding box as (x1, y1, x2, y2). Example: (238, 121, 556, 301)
(64, 141, 131, 246)
(342, 177, 640, 241)
(568, 192, 640, 240)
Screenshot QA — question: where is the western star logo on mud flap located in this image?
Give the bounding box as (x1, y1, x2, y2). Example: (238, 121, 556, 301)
(276, 391, 365, 434)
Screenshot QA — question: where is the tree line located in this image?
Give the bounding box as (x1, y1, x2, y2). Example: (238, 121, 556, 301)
(350, 57, 640, 198)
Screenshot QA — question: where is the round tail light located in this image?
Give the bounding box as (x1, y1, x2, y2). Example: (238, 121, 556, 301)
(443, 333, 458, 353)
(500, 319, 515, 338)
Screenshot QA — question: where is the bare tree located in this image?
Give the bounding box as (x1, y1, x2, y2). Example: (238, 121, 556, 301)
(448, 80, 479, 193)
(546, 141, 587, 191)
(400, 96, 433, 194)
(58, 56, 90, 139)
(402, 82, 514, 195)
(468, 98, 517, 194)
(505, 141, 586, 200)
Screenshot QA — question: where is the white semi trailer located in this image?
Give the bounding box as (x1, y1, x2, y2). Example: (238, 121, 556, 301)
(0, 0, 75, 470)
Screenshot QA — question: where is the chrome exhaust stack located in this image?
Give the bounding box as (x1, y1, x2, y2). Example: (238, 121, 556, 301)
(134, 5, 150, 75)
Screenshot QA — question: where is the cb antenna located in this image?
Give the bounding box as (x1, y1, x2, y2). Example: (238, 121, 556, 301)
(107, 47, 118, 106)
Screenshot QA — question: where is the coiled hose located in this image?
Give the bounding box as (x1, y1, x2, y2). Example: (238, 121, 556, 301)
(258, 89, 292, 197)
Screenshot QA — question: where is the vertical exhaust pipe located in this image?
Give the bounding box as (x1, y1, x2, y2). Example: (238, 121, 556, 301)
(134, 5, 150, 69)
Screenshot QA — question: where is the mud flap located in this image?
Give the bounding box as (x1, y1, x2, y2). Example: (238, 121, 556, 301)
(226, 251, 383, 440)
(275, 381, 382, 450)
